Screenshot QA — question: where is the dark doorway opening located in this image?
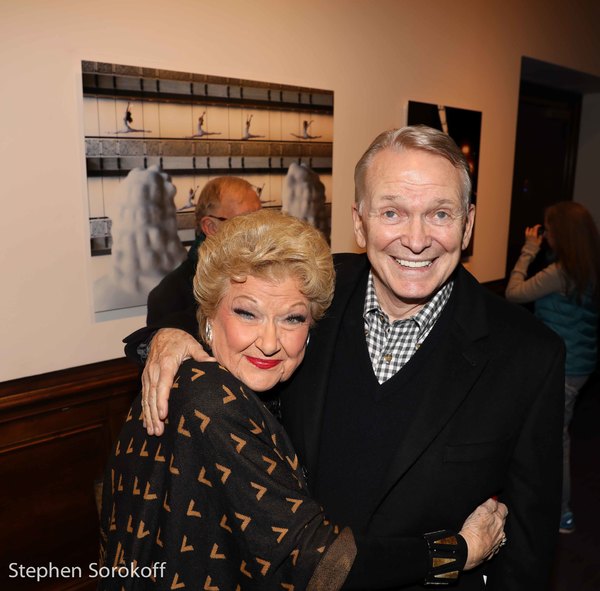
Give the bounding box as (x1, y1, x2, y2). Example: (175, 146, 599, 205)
(504, 57, 600, 280)
(505, 64, 582, 277)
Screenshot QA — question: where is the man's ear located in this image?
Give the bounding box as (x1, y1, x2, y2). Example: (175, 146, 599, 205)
(200, 216, 218, 237)
(352, 203, 367, 249)
(461, 205, 476, 250)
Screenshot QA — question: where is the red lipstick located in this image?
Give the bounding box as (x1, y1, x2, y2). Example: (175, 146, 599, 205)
(246, 356, 282, 369)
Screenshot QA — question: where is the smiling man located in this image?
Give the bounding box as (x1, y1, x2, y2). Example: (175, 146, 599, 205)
(352, 145, 474, 319)
(126, 125, 564, 589)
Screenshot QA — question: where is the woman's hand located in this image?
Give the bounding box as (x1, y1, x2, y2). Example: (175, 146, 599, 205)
(524, 224, 543, 248)
(141, 328, 214, 435)
(459, 498, 508, 570)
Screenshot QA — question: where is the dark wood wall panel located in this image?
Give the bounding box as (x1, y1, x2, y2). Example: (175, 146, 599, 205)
(0, 358, 139, 590)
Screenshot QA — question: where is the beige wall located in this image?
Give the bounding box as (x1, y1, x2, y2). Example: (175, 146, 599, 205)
(2, 0, 600, 381)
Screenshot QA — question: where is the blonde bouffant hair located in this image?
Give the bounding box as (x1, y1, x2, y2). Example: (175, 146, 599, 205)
(194, 209, 334, 343)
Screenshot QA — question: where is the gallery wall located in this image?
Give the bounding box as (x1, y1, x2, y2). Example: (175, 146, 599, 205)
(1, 0, 600, 382)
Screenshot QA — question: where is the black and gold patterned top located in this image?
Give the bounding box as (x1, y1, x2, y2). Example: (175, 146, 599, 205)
(99, 360, 355, 590)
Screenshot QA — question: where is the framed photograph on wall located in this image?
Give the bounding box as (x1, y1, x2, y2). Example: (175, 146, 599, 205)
(82, 61, 334, 321)
(407, 100, 482, 256)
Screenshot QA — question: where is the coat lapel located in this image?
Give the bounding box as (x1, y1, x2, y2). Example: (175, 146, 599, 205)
(368, 266, 491, 515)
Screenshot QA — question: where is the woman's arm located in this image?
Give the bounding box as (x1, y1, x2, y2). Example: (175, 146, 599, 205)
(174, 363, 505, 590)
(505, 228, 563, 303)
(344, 498, 506, 589)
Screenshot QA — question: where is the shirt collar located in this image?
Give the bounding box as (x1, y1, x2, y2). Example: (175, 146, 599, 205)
(363, 271, 453, 333)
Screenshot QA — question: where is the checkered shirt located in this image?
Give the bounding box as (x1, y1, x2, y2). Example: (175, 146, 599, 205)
(363, 273, 453, 383)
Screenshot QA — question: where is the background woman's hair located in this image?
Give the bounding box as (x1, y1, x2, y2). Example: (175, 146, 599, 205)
(545, 201, 600, 302)
(193, 209, 335, 342)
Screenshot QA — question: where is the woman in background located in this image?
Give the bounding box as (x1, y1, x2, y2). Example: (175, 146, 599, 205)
(506, 201, 600, 534)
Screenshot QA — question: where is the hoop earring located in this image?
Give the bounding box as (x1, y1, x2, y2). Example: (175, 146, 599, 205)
(306, 333, 310, 347)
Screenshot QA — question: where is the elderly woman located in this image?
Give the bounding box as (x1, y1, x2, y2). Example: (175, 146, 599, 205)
(100, 210, 505, 590)
(100, 210, 354, 590)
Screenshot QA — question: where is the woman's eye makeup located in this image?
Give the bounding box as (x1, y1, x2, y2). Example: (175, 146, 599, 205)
(232, 307, 307, 324)
(286, 314, 307, 324)
(233, 307, 255, 319)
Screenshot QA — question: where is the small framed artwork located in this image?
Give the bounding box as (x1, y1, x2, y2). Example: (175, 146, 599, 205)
(407, 100, 482, 255)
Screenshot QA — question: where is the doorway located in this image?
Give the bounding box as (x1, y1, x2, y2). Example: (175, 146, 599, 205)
(505, 60, 583, 276)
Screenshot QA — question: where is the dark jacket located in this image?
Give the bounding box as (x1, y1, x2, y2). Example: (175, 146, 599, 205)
(146, 233, 202, 326)
(279, 254, 564, 590)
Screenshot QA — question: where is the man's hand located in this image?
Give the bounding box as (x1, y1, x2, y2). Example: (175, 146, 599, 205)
(141, 328, 214, 435)
(459, 498, 508, 570)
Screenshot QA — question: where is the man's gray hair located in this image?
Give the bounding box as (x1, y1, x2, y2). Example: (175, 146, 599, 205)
(354, 125, 472, 213)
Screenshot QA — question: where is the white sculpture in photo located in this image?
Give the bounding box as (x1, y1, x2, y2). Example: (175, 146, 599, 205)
(94, 165, 186, 312)
(282, 162, 329, 241)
